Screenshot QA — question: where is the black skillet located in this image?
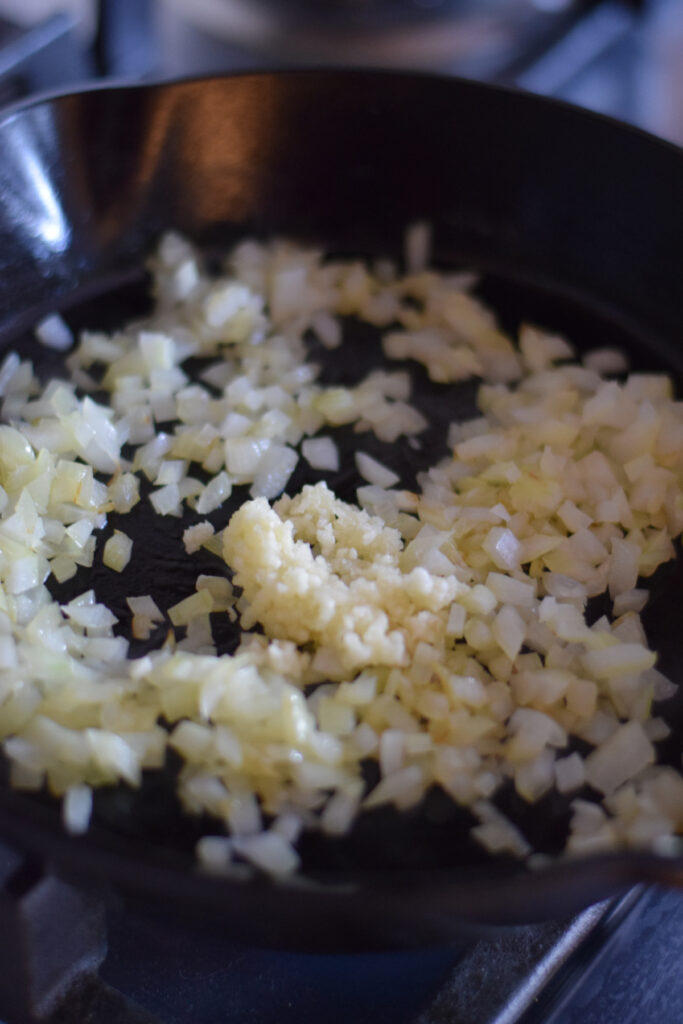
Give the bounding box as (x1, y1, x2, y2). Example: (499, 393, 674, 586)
(0, 71, 682, 952)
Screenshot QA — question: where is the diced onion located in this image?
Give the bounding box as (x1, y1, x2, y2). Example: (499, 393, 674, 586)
(355, 451, 399, 488)
(103, 530, 133, 572)
(0, 229, 680, 879)
(36, 313, 74, 351)
(183, 521, 215, 555)
(62, 784, 93, 834)
(301, 437, 339, 471)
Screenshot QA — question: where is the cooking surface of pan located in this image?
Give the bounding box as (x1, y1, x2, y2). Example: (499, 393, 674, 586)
(0, 71, 681, 950)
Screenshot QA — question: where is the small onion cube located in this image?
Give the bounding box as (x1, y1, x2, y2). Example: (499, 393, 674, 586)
(103, 530, 133, 572)
(446, 603, 466, 637)
(582, 643, 656, 680)
(35, 313, 74, 351)
(231, 832, 301, 876)
(196, 836, 233, 873)
(196, 472, 232, 515)
(584, 721, 655, 795)
(554, 753, 585, 793)
(224, 437, 270, 476)
(321, 791, 359, 835)
(355, 451, 399, 489)
(486, 572, 536, 607)
(183, 521, 215, 555)
(482, 527, 521, 571)
(62, 785, 93, 835)
(149, 483, 181, 517)
(405, 221, 432, 274)
(515, 749, 556, 801)
(612, 589, 648, 616)
(301, 437, 340, 471)
(250, 445, 298, 499)
(492, 605, 526, 661)
(168, 589, 214, 627)
(311, 311, 342, 350)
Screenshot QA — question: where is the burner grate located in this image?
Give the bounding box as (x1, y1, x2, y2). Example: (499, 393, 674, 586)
(0, 12, 92, 104)
(0, 838, 648, 1024)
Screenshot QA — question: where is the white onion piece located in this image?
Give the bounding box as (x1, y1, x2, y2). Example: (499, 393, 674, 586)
(103, 531, 133, 572)
(36, 314, 73, 351)
(231, 832, 300, 876)
(250, 445, 298, 499)
(584, 722, 655, 795)
(355, 451, 400, 489)
(583, 348, 629, 375)
(405, 221, 432, 274)
(183, 521, 215, 555)
(301, 437, 339, 471)
(62, 784, 93, 834)
(554, 753, 585, 793)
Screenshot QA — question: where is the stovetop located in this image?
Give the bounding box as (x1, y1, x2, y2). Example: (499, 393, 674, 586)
(99, 886, 683, 1024)
(5, 1, 683, 146)
(2, 836, 682, 1024)
(0, 4, 682, 1023)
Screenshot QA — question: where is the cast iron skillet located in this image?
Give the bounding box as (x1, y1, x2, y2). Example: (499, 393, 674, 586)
(0, 71, 682, 952)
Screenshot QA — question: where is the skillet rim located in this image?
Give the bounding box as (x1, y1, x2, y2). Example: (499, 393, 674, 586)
(1, 64, 683, 161)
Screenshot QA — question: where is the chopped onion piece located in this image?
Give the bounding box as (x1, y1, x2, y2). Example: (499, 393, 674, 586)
(149, 483, 181, 517)
(36, 313, 74, 351)
(583, 348, 629, 375)
(231, 831, 300, 876)
(311, 311, 342, 350)
(62, 785, 92, 835)
(301, 437, 339, 471)
(195, 472, 232, 515)
(103, 530, 133, 572)
(482, 527, 521, 571)
(183, 521, 215, 555)
(554, 753, 585, 793)
(168, 589, 214, 627)
(196, 836, 233, 873)
(492, 605, 526, 661)
(582, 643, 656, 680)
(250, 445, 298, 499)
(405, 221, 432, 274)
(584, 721, 655, 795)
(355, 451, 399, 488)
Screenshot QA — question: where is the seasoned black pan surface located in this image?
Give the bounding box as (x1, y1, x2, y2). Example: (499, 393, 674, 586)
(0, 72, 681, 950)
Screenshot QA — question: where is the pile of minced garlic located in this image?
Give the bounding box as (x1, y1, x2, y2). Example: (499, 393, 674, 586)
(0, 225, 681, 878)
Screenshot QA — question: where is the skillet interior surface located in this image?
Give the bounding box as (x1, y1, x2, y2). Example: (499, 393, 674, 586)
(0, 71, 681, 950)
